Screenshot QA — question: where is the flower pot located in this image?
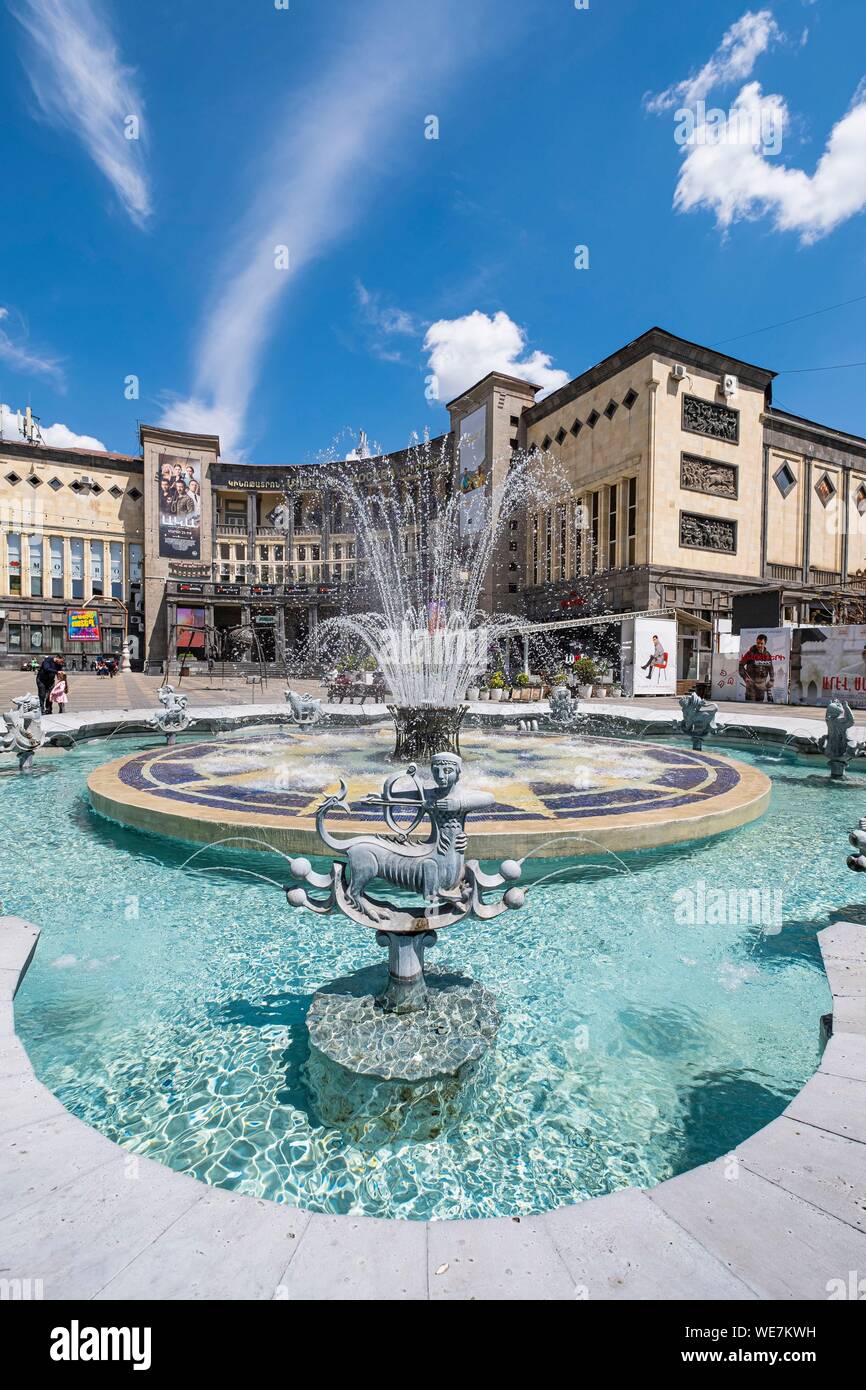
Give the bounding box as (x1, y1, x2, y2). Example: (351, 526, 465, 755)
(489, 689, 503, 702)
(594, 685, 607, 698)
(578, 684, 593, 699)
(467, 687, 480, 701)
(479, 690, 490, 701)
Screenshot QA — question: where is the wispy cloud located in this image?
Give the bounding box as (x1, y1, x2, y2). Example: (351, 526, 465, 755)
(645, 8, 782, 113)
(424, 310, 568, 403)
(0, 306, 64, 385)
(9, 0, 151, 226)
(161, 0, 496, 459)
(353, 281, 420, 363)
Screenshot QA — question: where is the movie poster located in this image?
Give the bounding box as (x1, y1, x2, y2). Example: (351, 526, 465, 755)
(158, 454, 202, 559)
(797, 624, 866, 707)
(718, 627, 792, 703)
(457, 406, 488, 539)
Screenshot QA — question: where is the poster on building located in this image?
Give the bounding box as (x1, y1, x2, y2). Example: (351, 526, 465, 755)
(716, 627, 791, 703)
(629, 617, 677, 695)
(797, 624, 866, 707)
(176, 606, 206, 653)
(158, 454, 202, 560)
(67, 609, 100, 642)
(457, 405, 488, 539)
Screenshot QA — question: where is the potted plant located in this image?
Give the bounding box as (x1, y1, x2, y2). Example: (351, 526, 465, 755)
(610, 682, 624, 698)
(478, 678, 490, 701)
(466, 681, 481, 701)
(488, 670, 506, 702)
(513, 671, 530, 702)
(361, 654, 377, 685)
(573, 657, 597, 699)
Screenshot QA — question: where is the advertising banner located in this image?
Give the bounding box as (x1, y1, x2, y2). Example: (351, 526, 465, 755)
(158, 454, 202, 560)
(176, 606, 206, 653)
(718, 627, 792, 703)
(67, 609, 100, 642)
(797, 624, 866, 707)
(457, 406, 488, 539)
(630, 617, 677, 695)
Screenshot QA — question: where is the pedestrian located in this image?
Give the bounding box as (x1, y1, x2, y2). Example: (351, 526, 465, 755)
(35, 654, 61, 713)
(48, 667, 69, 713)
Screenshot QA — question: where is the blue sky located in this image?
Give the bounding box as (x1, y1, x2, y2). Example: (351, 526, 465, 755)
(0, 0, 864, 462)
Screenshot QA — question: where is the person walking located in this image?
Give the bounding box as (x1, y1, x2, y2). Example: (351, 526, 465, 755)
(36, 654, 61, 713)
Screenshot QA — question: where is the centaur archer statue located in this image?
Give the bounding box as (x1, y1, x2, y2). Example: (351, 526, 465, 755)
(286, 752, 526, 1012)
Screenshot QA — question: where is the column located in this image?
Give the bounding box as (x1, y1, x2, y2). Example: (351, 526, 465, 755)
(321, 489, 332, 583)
(308, 602, 319, 659)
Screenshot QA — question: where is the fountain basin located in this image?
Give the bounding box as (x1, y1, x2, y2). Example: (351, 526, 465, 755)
(87, 725, 770, 860)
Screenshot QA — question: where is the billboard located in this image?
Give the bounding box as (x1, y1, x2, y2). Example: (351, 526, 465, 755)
(176, 606, 206, 653)
(158, 454, 202, 560)
(630, 617, 677, 696)
(67, 609, 100, 642)
(797, 624, 866, 707)
(457, 406, 488, 539)
(713, 627, 791, 703)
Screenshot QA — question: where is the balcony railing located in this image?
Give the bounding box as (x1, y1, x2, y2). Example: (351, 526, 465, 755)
(810, 567, 842, 586)
(766, 563, 801, 582)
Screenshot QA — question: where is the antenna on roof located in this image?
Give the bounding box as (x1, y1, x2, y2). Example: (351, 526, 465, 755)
(22, 406, 44, 446)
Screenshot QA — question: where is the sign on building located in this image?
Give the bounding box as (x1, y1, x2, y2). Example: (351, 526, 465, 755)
(67, 609, 100, 642)
(158, 454, 202, 560)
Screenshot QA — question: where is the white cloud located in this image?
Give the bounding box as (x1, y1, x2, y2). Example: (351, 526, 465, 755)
(10, 0, 151, 226)
(161, 0, 495, 459)
(674, 79, 866, 242)
(0, 314, 63, 384)
(423, 310, 568, 404)
(0, 402, 105, 451)
(645, 8, 781, 113)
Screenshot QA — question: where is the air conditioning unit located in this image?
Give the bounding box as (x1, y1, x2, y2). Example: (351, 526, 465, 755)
(79, 474, 96, 489)
(672, 363, 687, 380)
(722, 374, 738, 398)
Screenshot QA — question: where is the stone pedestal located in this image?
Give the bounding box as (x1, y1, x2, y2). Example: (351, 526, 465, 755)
(306, 963, 500, 1082)
(120, 638, 132, 673)
(375, 929, 437, 1013)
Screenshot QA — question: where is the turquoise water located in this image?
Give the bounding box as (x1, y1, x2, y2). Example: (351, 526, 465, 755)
(6, 734, 852, 1220)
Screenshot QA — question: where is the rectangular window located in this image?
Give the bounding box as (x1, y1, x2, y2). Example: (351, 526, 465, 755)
(71, 538, 84, 599)
(30, 625, 45, 652)
(50, 536, 64, 598)
(274, 545, 284, 561)
(608, 485, 618, 569)
(220, 544, 229, 560)
(8, 623, 21, 650)
(532, 514, 539, 586)
(545, 511, 552, 583)
(259, 546, 269, 561)
(29, 536, 43, 597)
(627, 477, 637, 565)
(234, 544, 245, 561)
(572, 498, 583, 578)
(558, 506, 567, 581)
(110, 542, 123, 599)
(50, 625, 64, 652)
(590, 493, 600, 572)
(90, 540, 104, 596)
(7, 533, 21, 595)
(128, 543, 143, 584)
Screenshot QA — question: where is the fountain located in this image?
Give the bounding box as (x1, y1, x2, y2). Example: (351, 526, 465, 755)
(149, 685, 192, 745)
(819, 699, 854, 779)
(285, 752, 526, 1079)
(679, 691, 718, 752)
(0, 693, 46, 773)
(316, 443, 560, 759)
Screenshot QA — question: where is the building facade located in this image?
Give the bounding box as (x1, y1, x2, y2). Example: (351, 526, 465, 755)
(2, 327, 866, 674)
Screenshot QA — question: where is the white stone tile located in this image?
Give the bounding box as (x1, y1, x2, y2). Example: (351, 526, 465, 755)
(96, 1187, 312, 1300)
(820, 1031, 866, 1082)
(543, 1188, 754, 1300)
(649, 1158, 866, 1299)
(738, 1117, 866, 1234)
(784, 1071, 866, 1144)
(428, 1213, 576, 1301)
(276, 1213, 427, 1301)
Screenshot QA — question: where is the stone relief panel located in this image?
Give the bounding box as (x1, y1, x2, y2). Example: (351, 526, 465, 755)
(680, 453, 738, 499)
(679, 511, 738, 554)
(682, 394, 740, 444)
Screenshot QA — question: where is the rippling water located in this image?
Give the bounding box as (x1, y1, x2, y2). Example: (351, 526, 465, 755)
(7, 733, 848, 1220)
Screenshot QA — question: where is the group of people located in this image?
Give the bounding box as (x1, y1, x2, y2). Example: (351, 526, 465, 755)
(35, 655, 69, 714)
(158, 460, 201, 526)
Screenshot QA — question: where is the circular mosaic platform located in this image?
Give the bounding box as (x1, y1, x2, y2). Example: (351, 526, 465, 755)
(87, 724, 770, 860)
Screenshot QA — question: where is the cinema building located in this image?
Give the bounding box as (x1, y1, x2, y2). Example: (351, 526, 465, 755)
(2, 327, 866, 679)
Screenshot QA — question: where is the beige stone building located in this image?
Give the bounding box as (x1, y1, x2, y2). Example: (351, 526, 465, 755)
(2, 326, 865, 675)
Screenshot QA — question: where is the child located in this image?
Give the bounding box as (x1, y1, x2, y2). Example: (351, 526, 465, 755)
(49, 669, 69, 713)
